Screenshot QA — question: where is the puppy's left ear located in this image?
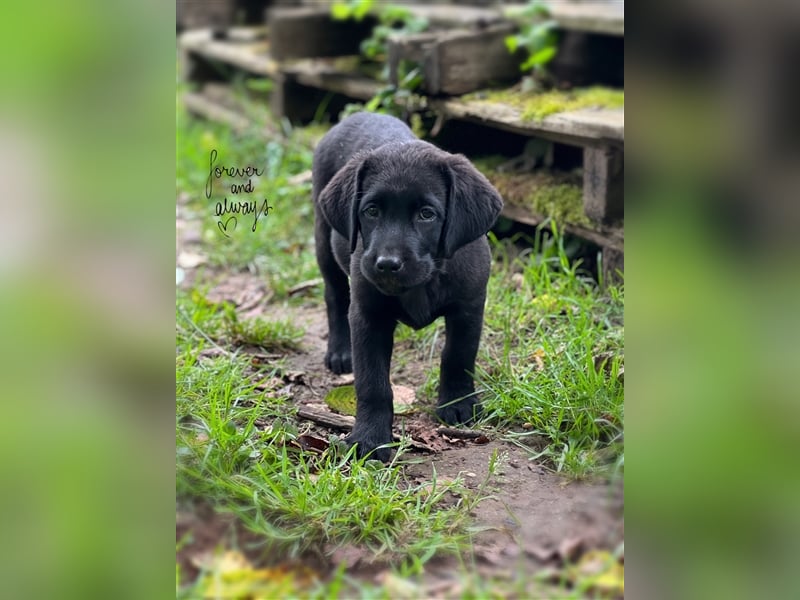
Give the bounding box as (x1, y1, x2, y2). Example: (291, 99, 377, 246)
(439, 155, 504, 258)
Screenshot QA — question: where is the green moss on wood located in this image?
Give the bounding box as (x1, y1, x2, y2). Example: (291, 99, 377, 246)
(474, 157, 588, 226)
(528, 182, 586, 224)
(466, 86, 624, 122)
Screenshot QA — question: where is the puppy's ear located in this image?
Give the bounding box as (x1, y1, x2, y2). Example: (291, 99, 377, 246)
(439, 155, 504, 258)
(317, 155, 368, 254)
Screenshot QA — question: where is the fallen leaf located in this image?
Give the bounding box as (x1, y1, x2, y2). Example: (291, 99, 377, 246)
(531, 347, 546, 370)
(332, 373, 355, 385)
(473, 435, 491, 445)
(193, 550, 317, 599)
(284, 370, 306, 384)
(475, 542, 507, 566)
(254, 377, 283, 392)
(377, 572, 422, 599)
(328, 544, 372, 569)
(324, 385, 357, 416)
(566, 549, 624, 597)
(524, 543, 557, 563)
(296, 434, 329, 453)
(558, 536, 584, 563)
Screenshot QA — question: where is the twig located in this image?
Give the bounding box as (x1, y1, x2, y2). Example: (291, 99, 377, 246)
(296, 406, 435, 453)
(297, 405, 354, 430)
(437, 426, 485, 439)
(288, 278, 323, 296)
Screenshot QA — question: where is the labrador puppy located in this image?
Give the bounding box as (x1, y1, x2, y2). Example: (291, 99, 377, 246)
(312, 112, 503, 462)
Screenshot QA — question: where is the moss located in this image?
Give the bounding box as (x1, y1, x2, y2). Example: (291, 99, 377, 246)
(465, 86, 624, 122)
(474, 158, 588, 226)
(528, 182, 587, 225)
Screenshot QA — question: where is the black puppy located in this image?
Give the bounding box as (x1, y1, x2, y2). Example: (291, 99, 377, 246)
(312, 112, 503, 461)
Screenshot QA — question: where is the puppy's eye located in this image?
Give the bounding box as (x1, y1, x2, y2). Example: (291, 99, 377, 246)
(363, 205, 379, 218)
(418, 207, 436, 221)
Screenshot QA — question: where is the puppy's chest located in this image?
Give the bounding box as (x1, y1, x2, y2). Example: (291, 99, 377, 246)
(397, 285, 447, 330)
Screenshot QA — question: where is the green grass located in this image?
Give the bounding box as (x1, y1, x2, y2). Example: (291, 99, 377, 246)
(177, 92, 624, 594)
(391, 228, 624, 477)
(177, 289, 304, 353)
(479, 229, 624, 476)
(176, 282, 487, 590)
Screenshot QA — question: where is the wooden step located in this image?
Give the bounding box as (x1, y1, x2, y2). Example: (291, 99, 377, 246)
(179, 28, 277, 78)
(435, 96, 623, 148)
(503, 1, 625, 37)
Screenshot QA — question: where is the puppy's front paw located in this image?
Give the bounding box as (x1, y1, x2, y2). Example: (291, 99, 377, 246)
(325, 347, 352, 374)
(345, 426, 393, 463)
(436, 396, 481, 425)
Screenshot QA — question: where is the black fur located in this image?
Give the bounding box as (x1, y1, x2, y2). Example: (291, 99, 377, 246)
(312, 112, 503, 462)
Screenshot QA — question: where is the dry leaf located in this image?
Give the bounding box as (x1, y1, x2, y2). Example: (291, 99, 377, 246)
(531, 347, 546, 370)
(194, 550, 317, 598)
(296, 434, 329, 453)
(524, 543, 557, 563)
(558, 536, 585, 563)
(566, 549, 624, 597)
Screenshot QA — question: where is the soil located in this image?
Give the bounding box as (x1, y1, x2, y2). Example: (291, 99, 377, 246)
(176, 201, 624, 595)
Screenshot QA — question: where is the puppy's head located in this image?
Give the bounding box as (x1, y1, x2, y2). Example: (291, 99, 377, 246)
(318, 141, 503, 295)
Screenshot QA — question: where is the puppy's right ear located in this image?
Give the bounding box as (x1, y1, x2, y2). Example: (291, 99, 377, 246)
(317, 155, 368, 254)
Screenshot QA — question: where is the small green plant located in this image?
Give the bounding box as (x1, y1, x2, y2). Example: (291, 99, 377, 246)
(330, 0, 374, 22)
(332, 1, 429, 124)
(505, 1, 560, 87)
(331, 1, 428, 63)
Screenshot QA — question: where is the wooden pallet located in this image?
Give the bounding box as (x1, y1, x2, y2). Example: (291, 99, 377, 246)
(178, 22, 624, 279)
(437, 97, 623, 224)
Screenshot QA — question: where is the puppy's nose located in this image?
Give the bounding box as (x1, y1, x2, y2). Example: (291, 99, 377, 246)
(375, 255, 403, 273)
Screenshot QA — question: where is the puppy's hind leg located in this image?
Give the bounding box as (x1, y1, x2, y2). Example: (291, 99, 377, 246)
(314, 210, 352, 374)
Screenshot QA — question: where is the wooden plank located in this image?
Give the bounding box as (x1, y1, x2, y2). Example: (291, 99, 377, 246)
(284, 60, 382, 101)
(405, 4, 506, 28)
(270, 73, 335, 122)
(602, 247, 624, 285)
(504, 1, 624, 37)
(179, 28, 278, 77)
(499, 202, 623, 252)
(389, 24, 522, 96)
(583, 146, 623, 223)
(183, 91, 253, 131)
(546, 1, 624, 37)
(177, 0, 236, 32)
(267, 7, 377, 60)
(435, 98, 624, 148)
(182, 85, 326, 150)
(433, 24, 522, 95)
